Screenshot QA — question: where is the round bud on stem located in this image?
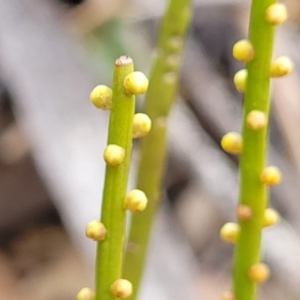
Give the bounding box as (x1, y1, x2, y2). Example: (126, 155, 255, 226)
(220, 222, 240, 244)
(265, 3, 288, 26)
(133, 113, 152, 138)
(103, 145, 125, 167)
(270, 56, 293, 77)
(77, 287, 95, 300)
(110, 279, 133, 298)
(125, 189, 148, 213)
(123, 72, 149, 95)
(221, 132, 243, 155)
(90, 85, 113, 110)
(248, 263, 270, 283)
(85, 220, 106, 241)
(246, 110, 268, 131)
(263, 208, 280, 227)
(260, 166, 282, 186)
(232, 40, 254, 62)
(233, 69, 247, 93)
(165, 54, 180, 71)
(221, 291, 235, 300)
(167, 36, 183, 52)
(236, 204, 252, 221)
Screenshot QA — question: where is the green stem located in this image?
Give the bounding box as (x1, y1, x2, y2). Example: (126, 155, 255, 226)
(123, 0, 192, 299)
(233, 1, 276, 299)
(96, 56, 135, 300)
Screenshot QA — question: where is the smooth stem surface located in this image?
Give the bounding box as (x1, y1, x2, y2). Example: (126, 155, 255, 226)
(96, 56, 135, 300)
(123, 0, 192, 299)
(233, 1, 276, 299)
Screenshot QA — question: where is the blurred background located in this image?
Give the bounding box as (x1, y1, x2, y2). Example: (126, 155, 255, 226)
(0, 0, 300, 299)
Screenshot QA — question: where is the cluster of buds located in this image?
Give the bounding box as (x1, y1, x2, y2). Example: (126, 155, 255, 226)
(90, 72, 152, 170)
(232, 3, 291, 95)
(82, 66, 151, 299)
(220, 3, 290, 297)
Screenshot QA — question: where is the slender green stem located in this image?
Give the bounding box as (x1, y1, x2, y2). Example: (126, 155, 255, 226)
(123, 0, 192, 299)
(96, 56, 135, 300)
(233, 1, 276, 299)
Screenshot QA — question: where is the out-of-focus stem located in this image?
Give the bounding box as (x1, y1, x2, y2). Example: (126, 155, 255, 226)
(123, 0, 192, 299)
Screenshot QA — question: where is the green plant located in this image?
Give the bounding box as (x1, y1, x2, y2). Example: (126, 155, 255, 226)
(78, 56, 150, 300)
(220, 1, 291, 299)
(77, 1, 294, 299)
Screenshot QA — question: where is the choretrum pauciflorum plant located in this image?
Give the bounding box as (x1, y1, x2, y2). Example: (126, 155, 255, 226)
(76, 1, 293, 300)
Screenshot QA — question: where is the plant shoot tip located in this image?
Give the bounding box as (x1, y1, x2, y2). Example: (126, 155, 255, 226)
(115, 56, 133, 66)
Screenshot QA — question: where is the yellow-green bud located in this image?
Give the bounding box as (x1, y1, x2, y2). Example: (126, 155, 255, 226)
(270, 56, 293, 77)
(163, 72, 176, 84)
(123, 72, 149, 95)
(77, 287, 95, 300)
(110, 279, 132, 298)
(260, 166, 282, 186)
(167, 36, 183, 52)
(90, 85, 112, 110)
(263, 208, 280, 227)
(165, 54, 180, 71)
(248, 263, 270, 283)
(233, 69, 247, 93)
(236, 204, 252, 221)
(232, 40, 254, 62)
(125, 189, 148, 213)
(265, 3, 288, 26)
(103, 144, 125, 167)
(220, 222, 240, 244)
(246, 110, 268, 131)
(221, 291, 235, 300)
(221, 132, 243, 155)
(85, 220, 106, 241)
(133, 113, 152, 138)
